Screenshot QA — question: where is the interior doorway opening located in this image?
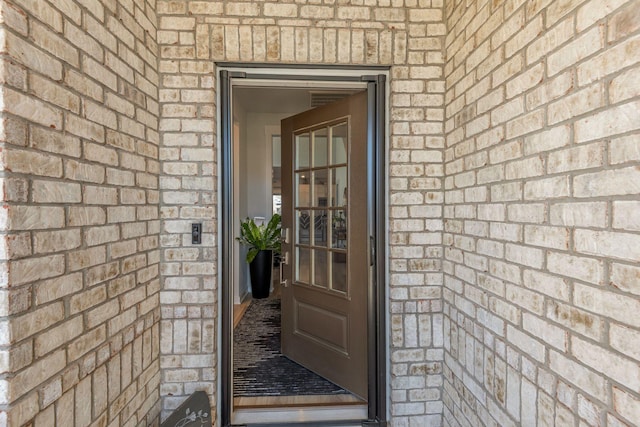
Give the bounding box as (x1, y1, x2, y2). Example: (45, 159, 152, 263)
(231, 86, 360, 308)
(219, 67, 388, 427)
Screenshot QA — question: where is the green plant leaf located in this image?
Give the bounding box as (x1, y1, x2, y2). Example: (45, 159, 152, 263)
(236, 215, 282, 263)
(246, 248, 260, 263)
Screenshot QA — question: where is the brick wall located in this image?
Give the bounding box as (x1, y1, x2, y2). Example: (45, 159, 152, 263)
(0, 0, 161, 426)
(157, 0, 447, 424)
(442, 0, 640, 426)
(2, 0, 638, 425)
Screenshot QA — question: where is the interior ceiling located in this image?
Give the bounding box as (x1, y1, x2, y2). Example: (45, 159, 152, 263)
(233, 86, 357, 114)
(234, 87, 310, 113)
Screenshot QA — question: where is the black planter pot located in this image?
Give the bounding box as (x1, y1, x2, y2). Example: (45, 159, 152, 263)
(249, 250, 272, 299)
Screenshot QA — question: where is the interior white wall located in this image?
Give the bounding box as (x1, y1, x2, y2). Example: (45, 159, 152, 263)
(244, 112, 291, 218)
(237, 111, 293, 299)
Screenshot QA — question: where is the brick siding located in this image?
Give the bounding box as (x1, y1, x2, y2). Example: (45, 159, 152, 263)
(157, 1, 446, 423)
(0, 0, 638, 426)
(443, 0, 640, 426)
(0, 0, 161, 426)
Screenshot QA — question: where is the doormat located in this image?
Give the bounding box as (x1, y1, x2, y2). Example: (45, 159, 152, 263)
(233, 297, 348, 396)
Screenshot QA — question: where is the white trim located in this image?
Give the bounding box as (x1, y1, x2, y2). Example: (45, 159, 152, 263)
(232, 405, 368, 425)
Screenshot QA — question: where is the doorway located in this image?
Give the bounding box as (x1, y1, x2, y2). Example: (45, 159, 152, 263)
(219, 67, 387, 427)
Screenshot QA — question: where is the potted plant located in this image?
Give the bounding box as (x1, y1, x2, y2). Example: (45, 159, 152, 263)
(236, 214, 281, 299)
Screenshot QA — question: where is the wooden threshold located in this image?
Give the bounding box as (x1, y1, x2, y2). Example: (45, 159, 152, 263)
(234, 393, 365, 409)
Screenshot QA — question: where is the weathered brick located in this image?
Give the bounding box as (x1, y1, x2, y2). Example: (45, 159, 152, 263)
(83, 186, 118, 205)
(573, 336, 640, 391)
(524, 225, 569, 250)
(29, 74, 80, 114)
(65, 113, 105, 143)
(32, 180, 82, 203)
(34, 317, 83, 358)
(5, 147, 63, 178)
(30, 127, 81, 158)
(549, 84, 604, 125)
(548, 24, 602, 76)
(575, 101, 640, 143)
(610, 263, 640, 297)
(33, 229, 81, 254)
(34, 274, 82, 307)
(613, 387, 640, 426)
(550, 202, 607, 228)
(11, 350, 66, 399)
(68, 246, 106, 271)
(524, 176, 570, 200)
(8, 206, 64, 230)
(3, 31, 63, 80)
(9, 255, 65, 286)
(576, 229, 640, 262)
(575, 283, 640, 328)
(85, 225, 120, 246)
(65, 69, 104, 102)
(549, 350, 607, 402)
(577, 35, 640, 86)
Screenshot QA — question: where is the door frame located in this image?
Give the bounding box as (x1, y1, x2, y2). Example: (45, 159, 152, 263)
(218, 64, 388, 427)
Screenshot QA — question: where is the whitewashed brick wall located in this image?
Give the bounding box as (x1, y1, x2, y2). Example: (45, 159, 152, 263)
(157, 0, 447, 424)
(2, 0, 638, 426)
(443, 1, 640, 426)
(0, 0, 161, 426)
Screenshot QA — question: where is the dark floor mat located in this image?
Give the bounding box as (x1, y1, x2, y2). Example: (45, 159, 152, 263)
(233, 297, 348, 396)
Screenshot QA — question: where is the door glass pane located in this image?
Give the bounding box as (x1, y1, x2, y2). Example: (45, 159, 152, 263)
(331, 252, 347, 293)
(332, 166, 347, 208)
(331, 209, 347, 249)
(331, 123, 348, 165)
(313, 210, 327, 247)
(296, 246, 310, 284)
(312, 169, 328, 207)
(296, 133, 310, 168)
(313, 128, 328, 167)
(291, 119, 352, 295)
(295, 173, 310, 207)
(314, 249, 327, 288)
(296, 210, 311, 244)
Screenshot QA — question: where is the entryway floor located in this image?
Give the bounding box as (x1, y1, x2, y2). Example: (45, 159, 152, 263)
(233, 271, 365, 409)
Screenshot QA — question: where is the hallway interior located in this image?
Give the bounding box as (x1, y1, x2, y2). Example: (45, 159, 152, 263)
(233, 272, 364, 409)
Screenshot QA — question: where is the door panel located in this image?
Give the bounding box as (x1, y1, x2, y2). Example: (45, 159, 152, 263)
(295, 301, 348, 352)
(281, 91, 368, 399)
